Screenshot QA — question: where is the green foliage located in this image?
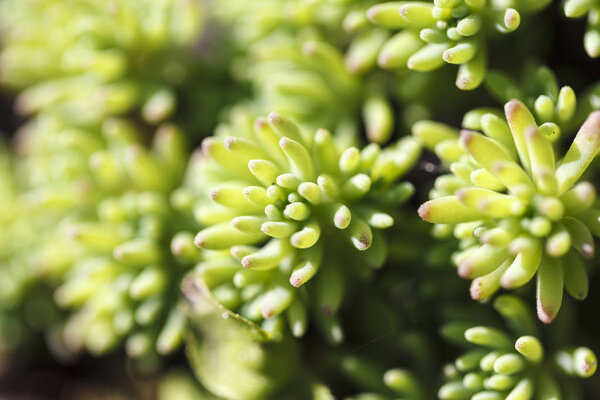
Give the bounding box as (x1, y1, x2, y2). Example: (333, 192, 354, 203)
(367, 0, 549, 90)
(0, 0, 204, 126)
(192, 109, 419, 340)
(183, 277, 299, 400)
(439, 295, 597, 399)
(419, 101, 600, 323)
(563, 0, 600, 58)
(0, 1, 599, 399)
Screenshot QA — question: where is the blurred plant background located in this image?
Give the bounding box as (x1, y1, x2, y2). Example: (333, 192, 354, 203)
(0, 1, 599, 400)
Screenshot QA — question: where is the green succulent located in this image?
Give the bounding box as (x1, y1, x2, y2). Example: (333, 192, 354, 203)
(439, 295, 597, 400)
(482, 64, 580, 134)
(343, 362, 425, 400)
(12, 114, 201, 360)
(0, 0, 204, 126)
(367, 0, 550, 90)
(0, 147, 35, 356)
(213, 0, 356, 47)
(192, 110, 419, 340)
(157, 369, 218, 400)
(418, 101, 600, 323)
(183, 275, 299, 400)
(235, 35, 402, 144)
(413, 66, 600, 176)
(563, 0, 600, 58)
(0, 140, 64, 360)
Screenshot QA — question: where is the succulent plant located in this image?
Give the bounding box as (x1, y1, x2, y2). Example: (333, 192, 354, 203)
(213, 0, 354, 46)
(439, 294, 597, 399)
(343, 362, 425, 400)
(183, 275, 299, 400)
(240, 34, 415, 144)
(418, 101, 600, 323)
(0, 141, 63, 360)
(414, 67, 600, 179)
(563, 0, 600, 58)
(483, 65, 580, 133)
(1, 1, 600, 398)
(0, 147, 34, 356)
(10, 114, 202, 360)
(0, 0, 204, 126)
(192, 110, 419, 339)
(367, 0, 550, 90)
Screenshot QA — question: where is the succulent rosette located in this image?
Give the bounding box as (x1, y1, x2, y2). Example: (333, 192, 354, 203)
(418, 100, 600, 323)
(439, 295, 597, 400)
(192, 110, 420, 340)
(563, 0, 600, 58)
(367, 0, 550, 90)
(0, 0, 204, 126)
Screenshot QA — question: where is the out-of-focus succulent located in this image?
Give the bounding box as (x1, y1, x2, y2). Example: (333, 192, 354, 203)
(235, 36, 401, 144)
(183, 276, 298, 400)
(192, 110, 419, 340)
(439, 294, 597, 399)
(0, 0, 204, 126)
(13, 114, 201, 360)
(0, 143, 60, 360)
(367, 0, 550, 90)
(157, 369, 217, 400)
(0, 147, 31, 357)
(343, 359, 425, 400)
(418, 100, 600, 323)
(212, 0, 355, 47)
(563, 0, 600, 58)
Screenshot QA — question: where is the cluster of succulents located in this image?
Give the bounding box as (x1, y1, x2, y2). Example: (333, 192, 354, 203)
(439, 295, 597, 399)
(14, 116, 204, 364)
(192, 108, 419, 341)
(366, 0, 550, 89)
(0, 0, 208, 126)
(0, 1, 599, 399)
(419, 100, 600, 323)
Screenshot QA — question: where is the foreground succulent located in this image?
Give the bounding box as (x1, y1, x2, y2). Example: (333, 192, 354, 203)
(0, 0, 204, 126)
(419, 101, 600, 323)
(367, 0, 549, 90)
(440, 295, 597, 399)
(193, 111, 419, 339)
